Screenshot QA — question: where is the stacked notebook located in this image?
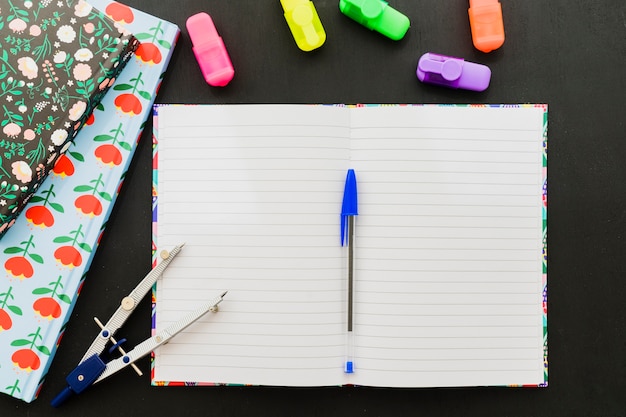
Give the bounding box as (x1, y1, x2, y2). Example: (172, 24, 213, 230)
(0, 0, 179, 402)
(0, 0, 137, 238)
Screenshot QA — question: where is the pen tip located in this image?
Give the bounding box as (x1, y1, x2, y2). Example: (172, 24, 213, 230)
(221, 291, 228, 298)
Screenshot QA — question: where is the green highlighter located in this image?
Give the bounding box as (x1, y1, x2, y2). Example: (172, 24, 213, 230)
(339, 0, 410, 41)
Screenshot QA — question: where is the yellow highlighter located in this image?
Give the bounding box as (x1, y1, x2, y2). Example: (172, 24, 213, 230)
(280, 0, 326, 51)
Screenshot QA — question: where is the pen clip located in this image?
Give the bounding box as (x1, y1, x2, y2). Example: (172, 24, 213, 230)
(341, 169, 358, 246)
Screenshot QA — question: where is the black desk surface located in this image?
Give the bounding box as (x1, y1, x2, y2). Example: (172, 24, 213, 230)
(3, 1, 625, 416)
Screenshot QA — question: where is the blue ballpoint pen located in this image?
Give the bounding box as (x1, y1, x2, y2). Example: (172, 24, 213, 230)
(341, 169, 358, 373)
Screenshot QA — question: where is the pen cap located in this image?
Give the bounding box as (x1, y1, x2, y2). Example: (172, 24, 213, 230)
(468, 0, 505, 52)
(339, 0, 410, 41)
(186, 12, 235, 87)
(280, 0, 326, 51)
(416, 52, 491, 92)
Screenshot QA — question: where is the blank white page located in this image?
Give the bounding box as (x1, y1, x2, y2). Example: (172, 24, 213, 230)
(348, 106, 546, 387)
(153, 104, 547, 388)
(154, 105, 350, 386)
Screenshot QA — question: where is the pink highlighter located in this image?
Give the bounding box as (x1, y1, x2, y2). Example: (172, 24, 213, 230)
(186, 12, 234, 87)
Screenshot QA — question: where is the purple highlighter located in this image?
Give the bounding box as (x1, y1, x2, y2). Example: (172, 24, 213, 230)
(416, 52, 491, 92)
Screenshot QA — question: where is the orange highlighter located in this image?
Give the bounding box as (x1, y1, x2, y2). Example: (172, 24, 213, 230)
(468, 0, 505, 53)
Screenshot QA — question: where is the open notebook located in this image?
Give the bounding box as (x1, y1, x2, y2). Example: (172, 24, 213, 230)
(151, 104, 548, 388)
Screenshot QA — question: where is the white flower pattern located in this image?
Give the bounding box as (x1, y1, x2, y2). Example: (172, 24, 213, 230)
(50, 129, 69, 145)
(74, 48, 94, 62)
(53, 51, 67, 63)
(0, 0, 138, 239)
(56, 25, 76, 43)
(17, 57, 38, 79)
(68, 101, 87, 121)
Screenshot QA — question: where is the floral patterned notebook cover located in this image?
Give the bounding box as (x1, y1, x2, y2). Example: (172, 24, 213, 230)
(0, 0, 138, 239)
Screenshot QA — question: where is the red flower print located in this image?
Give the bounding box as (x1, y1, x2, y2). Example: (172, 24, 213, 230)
(95, 144, 123, 166)
(53, 246, 82, 269)
(11, 327, 51, 372)
(113, 72, 151, 117)
(4, 236, 44, 279)
(0, 308, 12, 331)
(53, 141, 85, 178)
(114, 93, 142, 116)
(24, 184, 65, 228)
(12, 349, 40, 372)
(93, 123, 131, 167)
(53, 224, 92, 269)
(33, 297, 62, 320)
(105, 2, 135, 23)
(32, 275, 71, 321)
(73, 173, 111, 217)
(133, 21, 172, 65)
(53, 154, 75, 177)
(25, 206, 54, 228)
(0, 287, 23, 331)
(4, 256, 34, 279)
(135, 42, 162, 65)
(74, 195, 103, 217)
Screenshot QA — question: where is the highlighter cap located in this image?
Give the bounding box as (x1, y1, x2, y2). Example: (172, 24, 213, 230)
(280, 0, 326, 51)
(186, 12, 235, 87)
(339, 0, 410, 41)
(416, 52, 491, 92)
(468, 0, 505, 52)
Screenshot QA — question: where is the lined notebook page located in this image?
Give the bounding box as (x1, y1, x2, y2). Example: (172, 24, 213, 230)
(154, 105, 351, 386)
(153, 104, 546, 388)
(349, 106, 545, 387)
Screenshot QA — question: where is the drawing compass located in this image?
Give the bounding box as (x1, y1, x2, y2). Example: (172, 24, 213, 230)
(51, 244, 227, 407)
